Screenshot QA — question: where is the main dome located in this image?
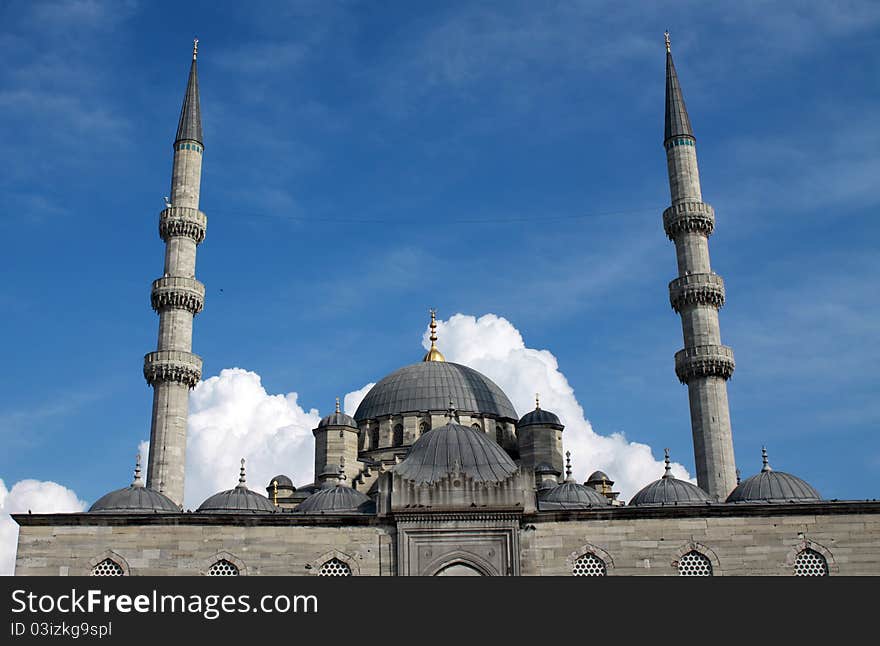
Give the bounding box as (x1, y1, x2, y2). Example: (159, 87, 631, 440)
(354, 361, 518, 421)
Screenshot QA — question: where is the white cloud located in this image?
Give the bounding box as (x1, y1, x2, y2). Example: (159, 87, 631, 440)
(182, 368, 321, 510)
(344, 382, 374, 417)
(417, 313, 693, 499)
(0, 478, 86, 576)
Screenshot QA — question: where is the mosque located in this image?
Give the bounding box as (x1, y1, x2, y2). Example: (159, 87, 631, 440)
(12, 36, 880, 576)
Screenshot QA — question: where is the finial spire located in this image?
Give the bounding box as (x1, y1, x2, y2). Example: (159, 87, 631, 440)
(664, 30, 671, 53)
(238, 458, 247, 487)
(423, 309, 446, 362)
(664, 32, 693, 143)
(193, 37, 199, 60)
(735, 468, 742, 485)
(535, 393, 540, 410)
(446, 398, 457, 420)
(335, 397, 341, 414)
(663, 448, 673, 478)
(272, 479, 278, 505)
(565, 451, 572, 480)
(338, 458, 346, 485)
(132, 452, 144, 487)
(175, 39, 203, 145)
(761, 446, 772, 472)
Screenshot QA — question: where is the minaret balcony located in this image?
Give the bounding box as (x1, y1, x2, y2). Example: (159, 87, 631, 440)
(159, 206, 207, 244)
(151, 276, 205, 315)
(674, 344, 735, 384)
(668, 273, 725, 312)
(143, 350, 203, 389)
(663, 201, 714, 240)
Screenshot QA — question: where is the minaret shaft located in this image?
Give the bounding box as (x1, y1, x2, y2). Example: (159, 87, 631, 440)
(663, 44, 736, 501)
(144, 46, 206, 505)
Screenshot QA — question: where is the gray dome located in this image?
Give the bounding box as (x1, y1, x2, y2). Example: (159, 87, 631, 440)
(534, 462, 560, 475)
(89, 485, 179, 513)
(629, 474, 711, 506)
(518, 407, 562, 428)
(268, 474, 294, 489)
(198, 485, 276, 513)
(394, 420, 519, 484)
(538, 481, 609, 509)
(318, 411, 357, 428)
(296, 484, 374, 514)
(726, 451, 820, 503)
(354, 362, 518, 421)
(586, 470, 611, 484)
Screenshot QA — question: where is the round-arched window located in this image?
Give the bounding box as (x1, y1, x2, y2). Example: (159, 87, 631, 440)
(572, 553, 607, 576)
(319, 558, 352, 576)
(207, 559, 239, 576)
(370, 427, 380, 450)
(495, 426, 504, 445)
(392, 424, 404, 447)
(794, 549, 828, 576)
(678, 551, 712, 576)
(419, 422, 430, 436)
(91, 559, 124, 576)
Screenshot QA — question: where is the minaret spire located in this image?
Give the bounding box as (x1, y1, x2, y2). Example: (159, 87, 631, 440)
(423, 309, 446, 362)
(144, 42, 209, 505)
(661, 34, 737, 500)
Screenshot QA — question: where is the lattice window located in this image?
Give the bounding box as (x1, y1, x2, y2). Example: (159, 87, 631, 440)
(319, 558, 352, 576)
(370, 427, 380, 449)
(91, 558, 124, 576)
(678, 551, 712, 576)
(419, 422, 430, 436)
(572, 553, 607, 576)
(207, 559, 239, 576)
(495, 426, 505, 445)
(794, 549, 828, 576)
(393, 424, 404, 447)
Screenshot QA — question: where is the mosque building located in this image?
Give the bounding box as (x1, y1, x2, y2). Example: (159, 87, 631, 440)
(12, 35, 880, 576)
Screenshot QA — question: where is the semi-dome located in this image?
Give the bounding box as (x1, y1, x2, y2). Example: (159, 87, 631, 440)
(354, 361, 518, 422)
(296, 483, 374, 514)
(629, 451, 711, 506)
(318, 398, 357, 428)
(197, 460, 276, 514)
(394, 419, 519, 484)
(89, 458, 179, 513)
(726, 449, 821, 504)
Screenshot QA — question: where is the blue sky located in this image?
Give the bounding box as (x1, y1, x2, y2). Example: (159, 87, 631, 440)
(1, 0, 878, 505)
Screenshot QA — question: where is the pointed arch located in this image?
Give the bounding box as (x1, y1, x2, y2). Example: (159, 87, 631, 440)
(202, 550, 248, 576)
(309, 549, 360, 576)
(88, 550, 130, 576)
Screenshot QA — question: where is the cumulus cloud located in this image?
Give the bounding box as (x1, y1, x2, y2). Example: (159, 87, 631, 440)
(414, 313, 693, 499)
(0, 478, 86, 576)
(182, 368, 321, 510)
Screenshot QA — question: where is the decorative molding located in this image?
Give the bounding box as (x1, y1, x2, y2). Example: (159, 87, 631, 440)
(565, 542, 615, 573)
(88, 549, 130, 576)
(669, 273, 725, 312)
(202, 550, 248, 576)
(663, 201, 715, 240)
(143, 350, 202, 388)
(674, 344, 735, 383)
(151, 276, 205, 315)
(671, 541, 722, 575)
(784, 539, 839, 575)
(158, 206, 207, 244)
(308, 549, 361, 576)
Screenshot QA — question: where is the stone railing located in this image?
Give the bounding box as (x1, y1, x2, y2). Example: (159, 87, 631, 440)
(663, 201, 715, 240)
(158, 207, 207, 244)
(674, 344, 735, 384)
(151, 276, 205, 314)
(143, 350, 202, 388)
(668, 272, 725, 312)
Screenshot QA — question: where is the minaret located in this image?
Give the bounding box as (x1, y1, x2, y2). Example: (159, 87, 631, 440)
(143, 39, 207, 505)
(661, 33, 736, 500)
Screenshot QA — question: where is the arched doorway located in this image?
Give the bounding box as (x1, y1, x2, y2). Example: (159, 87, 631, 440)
(434, 562, 484, 576)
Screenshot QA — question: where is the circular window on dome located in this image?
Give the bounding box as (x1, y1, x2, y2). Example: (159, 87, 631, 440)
(319, 558, 351, 576)
(91, 558, 124, 576)
(207, 559, 239, 576)
(794, 549, 828, 576)
(572, 553, 606, 576)
(678, 551, 712, 576)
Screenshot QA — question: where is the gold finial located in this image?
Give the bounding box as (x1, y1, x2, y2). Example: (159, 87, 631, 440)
(193, 38, 199, 60)
(535, 393, 540, 410)
(335, 397, 341, 414)
(664, 31, 671, 53)
(422, 309, 446, 362)
(272, 479, 278, 505)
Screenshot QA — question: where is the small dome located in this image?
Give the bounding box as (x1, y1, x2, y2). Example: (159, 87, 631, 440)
(518, 406, 562, 429)
(318, 399, 357, 428)
(197, 460, 276, 514)
(629, 451, 711, 506)
(296, 484, 374, 514)
(534, 462, 560, 475)
(726, 449, 821, 503)
(89, 455, 179, 513)
(538, 481, 609, 509)
(394, 420, 519, 484)
(268, 474, 294, 489)
(586, 470, 612, 485)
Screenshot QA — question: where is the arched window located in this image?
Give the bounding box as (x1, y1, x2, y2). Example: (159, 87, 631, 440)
(571, 553, 607, 576)
(471, 423, 481, 431)
(495, 425, 505, 446)
(319, 558, 352, 576)
(794, 549, 829, 576)
(392, 424, 403, 447)
(678, 550, 712, 576)
(370, 426, 379, 450)
(207, 559, 240, 576)
(91, 558, 124, 576)
(419, 422, 430, 436)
